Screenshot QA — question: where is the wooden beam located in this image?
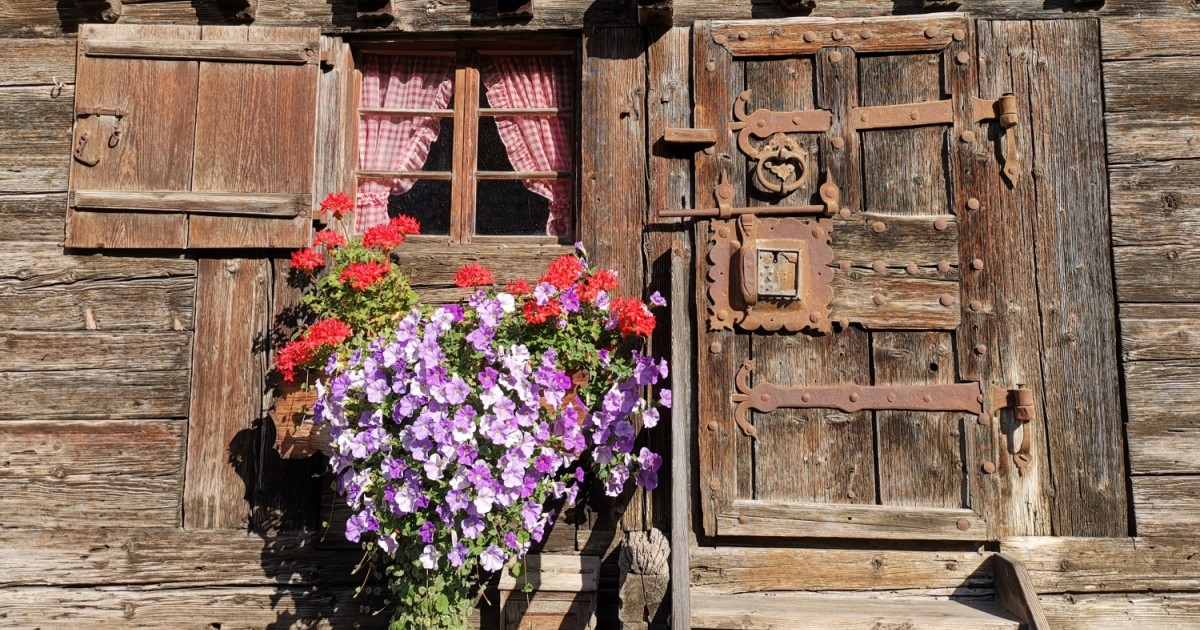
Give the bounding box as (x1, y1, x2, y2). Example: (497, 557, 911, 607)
(710, 15, 968, 57)
(82, 39, 318, 64)
(73, 190, 310, 218)
(992, 553, 1051, 629)
(1002, 536, 1200, 594)
(717, 499, 986, 540)
(668, 233, 692, 630)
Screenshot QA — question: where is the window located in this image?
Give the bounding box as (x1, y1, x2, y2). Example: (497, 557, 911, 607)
(353, 41, 577, 243)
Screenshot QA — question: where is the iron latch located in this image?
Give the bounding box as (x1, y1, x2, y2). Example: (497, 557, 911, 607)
(991, 383, 1035, 475)
(73, 106, 127, 167)
(970, 93, 1021, 186)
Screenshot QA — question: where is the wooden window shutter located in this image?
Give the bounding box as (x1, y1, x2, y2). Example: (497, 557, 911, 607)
(66, 25, 343, 249)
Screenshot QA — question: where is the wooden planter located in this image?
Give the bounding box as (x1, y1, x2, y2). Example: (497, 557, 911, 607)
(269, 376, 330, 458)
(497, 555, 599, 630)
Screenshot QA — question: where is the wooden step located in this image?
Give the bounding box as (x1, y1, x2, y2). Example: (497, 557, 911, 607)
(690, 591, 1024, 630)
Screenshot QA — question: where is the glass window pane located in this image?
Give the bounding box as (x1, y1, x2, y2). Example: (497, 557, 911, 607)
(475, 179, 572, 237)
(477, 116, 514, 171)
(358, 115, 454, 174)
(390, 180, 451, 236)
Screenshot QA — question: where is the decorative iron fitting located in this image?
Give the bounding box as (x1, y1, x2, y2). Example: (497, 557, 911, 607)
(970, 93, 1022, 185)
(995, 383, 1036, 475)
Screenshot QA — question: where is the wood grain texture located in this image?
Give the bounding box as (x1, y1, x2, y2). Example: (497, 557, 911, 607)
(1120, 303, 1200, 361)
(1105, 112, 1200, 165)
(0, 38, 77, 86)
(1132, 476, 1200, 538)
(1029, 18, 1127, 537)
(1115, 245, 1200, 302)
(718, 499, 985, 540)
(711, 15, 966, 57)
(690, 590, 1021, 630)
(581, 27, 646, 296)
(73, 190, 310, 217)
(0, 420, 183, 528)
(1125, 359, 1200, 474)
(0, 193, 68, 242)
(184, 258, 270, 530)
(873, 332, 964, 508)
(1110, 161, 1200, 247)
(1104, 57, 1200, 114)
(743, 55, 819, 209)
(992, 552, 1051, 630)
(689, 546, 991, 592)
(313, 35, 355, 224)
(0, 369, 189, 421)
(0, 330, 190, 371)
(647, 26, 693, 222)
(829, 269, 960, 330)
(1001, 536, 1200, 594)
(1040, 592, 1200, 630)
(1102, 18, 1200, 61)
(667, 233, 692, 630)
(0, 85, 73, 194)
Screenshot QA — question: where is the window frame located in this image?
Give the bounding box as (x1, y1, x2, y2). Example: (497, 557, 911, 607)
(351, 37, 580, 245)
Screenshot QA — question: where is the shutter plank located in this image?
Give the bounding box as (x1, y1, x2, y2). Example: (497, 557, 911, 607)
(82, 38, 318, 64)
(188, 26, 317, 249)
(73, 190, 308, 217)
(66, 24, 199, 249)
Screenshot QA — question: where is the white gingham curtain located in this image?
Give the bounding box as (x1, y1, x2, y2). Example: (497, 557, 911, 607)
(355, 54, 454, 234)
(482, 56, 573, 237)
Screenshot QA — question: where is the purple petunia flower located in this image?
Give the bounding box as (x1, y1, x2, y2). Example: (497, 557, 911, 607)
(480, 545, 507, 572)
(648, 291, 667, 307)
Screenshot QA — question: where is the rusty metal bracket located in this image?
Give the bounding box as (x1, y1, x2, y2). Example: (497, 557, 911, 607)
(74, 107, 126, 165)
(991, 383, 1035, 475)
(731, 90, 831, 195)
(657, 169, 839, 220)
(849, 99, 954, 131)
(970, 93, 1021, 186)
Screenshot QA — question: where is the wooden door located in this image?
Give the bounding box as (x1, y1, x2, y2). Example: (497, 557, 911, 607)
(692, 15, 1047, 541)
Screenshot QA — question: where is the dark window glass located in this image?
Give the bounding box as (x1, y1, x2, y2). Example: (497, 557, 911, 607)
(390, 180, 452, 235)
(477, 116, 515, 171)
(475, 180, 552, 236)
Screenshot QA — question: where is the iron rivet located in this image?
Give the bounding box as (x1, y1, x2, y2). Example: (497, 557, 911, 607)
(717, 227, 730, 238)
(910, 110, 920, 121)
(939, 294, 955, 307)
(969, 300, 984, 312)
(831, 137, 846, 149)
(737, 30, 749, 41)
(977, 414, 991, 427)
(967, 197, 981, 210)
(977, 394, 984, 403)
(709, 341, 723, 353)
(922, 394, 932, 403)
(703, 146, 715, 155)
(887, 393, 897, 402)
(737, 514, 749, 525)
(860, 28, 874, 39)
(829, 51, 844, 63)
(707, 421, 719, 431)
(801, 393, 812, 403)
(934, 218, 948, 231)
(905, 263, 919, 275)
(718, 309, 730, 320)
(872, 260, 886, 273)
(956, 518, 971, 531)
(838, 260, 851, 272)
(925, 27, 939, 39)
(860, 112, 869, 123)
(956, 51, 971, 65)
(937, 260, 951, 273)
(803, 31, 817, 42)
(872, 221, 887, 233)
(849, 392, 860, 402)
(974, 344, 988, 355)
(838, 319, 850, 330)
(971, 258, 985, 270)
(713, 34, 727, 44)
(873, 293, 887, 306)
(757, 119, 767, 129)
(812, 227, 825, 239)
(839, 208, 852, 219)
(981, 461, 996, 474)
(710, 480, 722, 490)
(953, 29, 966, 42)
(848, 490, 857, 499)
(809, 313, 821, 324)
(832, 29, 845, 41)
(706, 61, 716, 72)
(960, 130, 977, 143)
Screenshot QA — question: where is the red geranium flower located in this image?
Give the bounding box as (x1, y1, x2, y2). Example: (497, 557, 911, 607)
(578, 268, 618, 301)
(391, 214, 421, 237)
(523, 299, 561, 325)
(506, 279, 532, 295)
(275, 338, 316, 382)
(454, 263, 495, 288)
(319, 192, 353, 219)
(305, 318, 352, 346)
(290, 248, 325, 273)
(313, 229, 345, 249)
(339, 260, 391, 291)
(541, 255, 586, 290)
(611, 297, 656, 338)
(363, 215, 420, 250)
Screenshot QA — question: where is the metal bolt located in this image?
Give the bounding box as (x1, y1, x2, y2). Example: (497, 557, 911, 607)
(981, 461, 996, 474)
(849, 392, 860, 402)
(737, 31, 749, 41)
(956, 51, 971, 65)
(829, 51, 843, 63)
(803, 31, 817, 43)
(873, 293, 887, 306)
(922, 394, 932, 403)
(838, 260, 852, 272)
(971, 258, 985, 271)
(937, 260, 951, 273)
(706, 61, 716, 72)
(838, 319, 850, 330)
(872, 221, 887, 233)
(839, 208, 852, 219)
(872, 260, 886, 273)
(847, 490, 857, 499)
(974, 344, 988, 355)
(886, 392, 897, 402)
(718, 309, 730, 320)
(703, 146, 715, 155)
(709, 341, 723, 353)
(910, 110, 920, 121)
(717, 227, 730, 238)
(809, 313, 821, 324)
(801, 393, 812, 403)
(831, 137, 846, 149)
(956, 518, 971, 531)
(969, 300, 984, 312)
(860, 28, 874, 39)
(738, 514, 748, 524)
(860, 112, 869, 123)
(709, 480, 722, 490)
(757, 119, 767, 129)
(925, 27, 939, 39)
(977, 414, 991, 427)
(953, 29, 966, 42)
(713, 34, 727, 44)
(707, 421, 719, 431)
(905, 263, 919, 275)
(832, 29, 845, 41)
(967, 197, 981, 210)
(961, 130, 977, 143)
(934, 218, 948, 231)
(939, 294, 955, 307)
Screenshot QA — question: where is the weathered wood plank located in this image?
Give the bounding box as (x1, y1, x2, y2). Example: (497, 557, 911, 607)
(0, 84, 73, 194)
(873, 332, 963, 509)
(0, 193, 67, 242)
(689, 546, 991, 592)
(834, 214, 959, 269)
(1115, 245, 1200, 302)
(668, 233, 692, 630)
(1106, 112, 1200, 164)
(1110, 160, 1200, 247)
(829, 269, 959, 330)
(718, 499, 986, 540)
(73, 190, 310, 217)
(711, 15, 966, 57)
(0, 528, 360, 587)
(394, 241, 573, 287)
(0, 370, 190, 421)
(1120, 303, 1200, 361)
(1001, 536, 1200, 594)
(1040, 592, 1200, 630)
(581, 27, 646, 296)
(1029, 19, 1126, 537)
(1102, 18, 1200, 61)
(647, 26, 692, 222)
(184, 257, 270, 530)
(0, 420, 183, 528)
(992, 552, 1051, 630)
(82, 38, 319, 64)
(0, 330, 190, 372)
(1124, 359, 1200, 474)
(1104, 57, 1200, 114)
(690, 590, 1021, 630)
(1132, 476, 1200, 538)
(0, 38, 77, 86)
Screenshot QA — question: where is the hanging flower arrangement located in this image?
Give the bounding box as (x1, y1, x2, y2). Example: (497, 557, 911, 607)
(277, 195, 668, 629)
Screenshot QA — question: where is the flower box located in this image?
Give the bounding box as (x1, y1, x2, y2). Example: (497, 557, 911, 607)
(497, 554, 599, 630)
(269, 376, 330, 459)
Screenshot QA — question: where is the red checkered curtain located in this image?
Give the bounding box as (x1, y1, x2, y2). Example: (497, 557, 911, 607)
(356, 54, 454, 233)
(482, 56, 573, 237)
